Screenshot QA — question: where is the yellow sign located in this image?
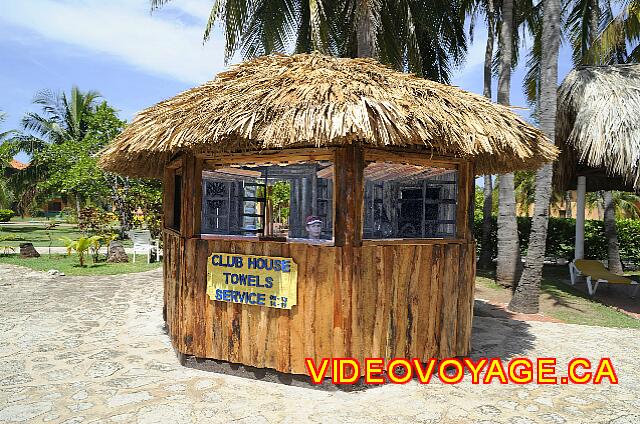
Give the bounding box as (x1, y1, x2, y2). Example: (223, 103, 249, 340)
(206, 253, 298, 309)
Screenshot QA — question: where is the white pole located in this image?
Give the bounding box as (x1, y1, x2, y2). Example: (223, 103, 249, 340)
(575, 176, 586, 260)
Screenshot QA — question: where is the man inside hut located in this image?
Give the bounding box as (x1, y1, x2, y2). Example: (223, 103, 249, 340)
(305, 215, 323, 240)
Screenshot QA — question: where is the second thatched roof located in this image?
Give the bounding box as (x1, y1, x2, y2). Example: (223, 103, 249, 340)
(100, 53, 557, 178)
(555, 64, 640, 192)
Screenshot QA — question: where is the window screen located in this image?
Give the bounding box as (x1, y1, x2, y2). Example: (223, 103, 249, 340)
(201, 161, 333, 241)
(363, 162, 457, 239)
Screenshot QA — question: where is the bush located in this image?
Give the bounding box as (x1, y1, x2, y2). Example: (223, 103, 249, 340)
(0, 209, 15, 222)
(474, 216, 640, 265)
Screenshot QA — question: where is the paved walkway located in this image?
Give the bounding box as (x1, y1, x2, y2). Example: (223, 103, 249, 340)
(0, 264, 639, 423)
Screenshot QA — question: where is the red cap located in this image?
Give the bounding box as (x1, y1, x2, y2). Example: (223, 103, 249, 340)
(305, 216, 322, 225)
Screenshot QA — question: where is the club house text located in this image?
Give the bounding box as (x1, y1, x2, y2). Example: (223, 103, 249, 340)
(210, 254, 291, 306)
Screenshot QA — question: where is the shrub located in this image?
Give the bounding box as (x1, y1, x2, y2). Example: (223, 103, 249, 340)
(0, 209, 15, 222)
(473, 216, 640, 265)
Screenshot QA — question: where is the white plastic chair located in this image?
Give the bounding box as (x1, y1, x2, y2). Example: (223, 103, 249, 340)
(129, 230, 160, 263)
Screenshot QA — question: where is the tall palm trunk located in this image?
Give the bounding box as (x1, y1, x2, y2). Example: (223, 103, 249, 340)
(603, 190, 623, 273)
(509, 0, 560, 313)
(479, 0, 496, 269)
(565, 191, 572, 218)
(355, 0, 376, 57)
(496, 0, 520, 287)
(480, 175, 494, 268)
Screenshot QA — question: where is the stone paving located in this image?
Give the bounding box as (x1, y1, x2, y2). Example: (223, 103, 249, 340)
(1, 263, 639, 424)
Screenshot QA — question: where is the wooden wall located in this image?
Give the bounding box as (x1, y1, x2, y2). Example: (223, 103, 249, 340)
(163, 235, 476, 375)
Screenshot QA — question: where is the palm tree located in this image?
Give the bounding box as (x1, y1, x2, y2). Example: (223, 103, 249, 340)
(495, 0, 522, 287)
(150, 0, 468, 83)
(0, 112, 16, 208)
(463, 0, 497, 268)
(13, 87, 101, 214)
(509, 0, 561, 313)
(585, 0, 640, 64)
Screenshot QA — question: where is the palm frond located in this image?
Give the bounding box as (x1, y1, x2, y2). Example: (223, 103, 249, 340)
(240, 0, 297, 58)
(585, 0, 640, 64)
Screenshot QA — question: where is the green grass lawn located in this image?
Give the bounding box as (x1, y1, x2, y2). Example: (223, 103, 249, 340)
(0, 222, 132, 247)
(476, 265, 640, 329)
(0, 253, 161, 276)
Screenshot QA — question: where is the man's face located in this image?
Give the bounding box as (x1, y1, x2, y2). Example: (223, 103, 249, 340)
(306, 222, 322, 239)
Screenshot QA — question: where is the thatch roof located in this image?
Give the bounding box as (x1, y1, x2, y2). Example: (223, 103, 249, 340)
(555, 64, 640, 192)
(99, 53, 557, 178)
(9, 159, 28, 170)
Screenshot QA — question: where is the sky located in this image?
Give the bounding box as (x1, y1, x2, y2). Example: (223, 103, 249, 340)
(0, 0, 575, 165)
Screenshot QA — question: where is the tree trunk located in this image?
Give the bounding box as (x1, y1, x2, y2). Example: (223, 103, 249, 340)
(480, 175, 494, 268)
(603, 190, 623, 273)
(107, 240, 129, 263)
(509, 0, 561, 314)
(19, 243, 40, 258)
(495, 0, 520, 287)
(355, 0, 376, 57)
(479, 0, 495, 270)
(75, 193, 81, 218)
(565, 191, 572, 218)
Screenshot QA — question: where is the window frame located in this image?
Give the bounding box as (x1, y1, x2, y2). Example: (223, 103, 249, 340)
(199, 149, 337, 246)
(361, 150, 469, 244)
(163, 159, 183, 234)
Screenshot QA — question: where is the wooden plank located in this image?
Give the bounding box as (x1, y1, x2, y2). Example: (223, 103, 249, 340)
(413, 245, 433, 360)
(287, 243, 309, 374)
(426, 244, 443, 357)
(316, 246, 336, 375)
(370, 246, 387, 358)
(166, 157, 183, 169)
(405, 244, 424, 358)
(358, 246, 378, 362)
(200, 147, 336, 166)
(456, 241, 475, 356)
(364, 148, 463, 168)
(439, 244, 460, 357)
(276, 243, 291, 372)
(209, 240, 225, 360)
(362, 238, 466, 246)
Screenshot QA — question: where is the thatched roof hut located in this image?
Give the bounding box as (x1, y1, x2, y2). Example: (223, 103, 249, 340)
(99, 53, 556, 178)
(555, 64, 640, 192)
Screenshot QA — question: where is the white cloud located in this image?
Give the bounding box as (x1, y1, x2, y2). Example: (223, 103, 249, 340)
(1, 0, 226, 84)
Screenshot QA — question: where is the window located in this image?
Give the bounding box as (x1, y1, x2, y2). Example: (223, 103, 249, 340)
(363, 162, 458, 239)
(201, 161, 333, 242)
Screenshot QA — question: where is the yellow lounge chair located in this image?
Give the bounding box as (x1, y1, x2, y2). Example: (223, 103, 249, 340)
(569, 259, 640, 298)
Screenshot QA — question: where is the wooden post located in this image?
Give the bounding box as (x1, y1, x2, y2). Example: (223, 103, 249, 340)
(575, 175, 586, 260)
(311, 168, 318, 216)
(301, 177, 309, 222)
(163, 167, 174, 230)
(180, 153, 203, 238)
(334, 145, 364, 247)
(456, 161, 475, 240)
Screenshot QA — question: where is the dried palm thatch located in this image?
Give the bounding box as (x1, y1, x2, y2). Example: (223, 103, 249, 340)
(555, 64, 640, 192)
(99, 53, 556, 178)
